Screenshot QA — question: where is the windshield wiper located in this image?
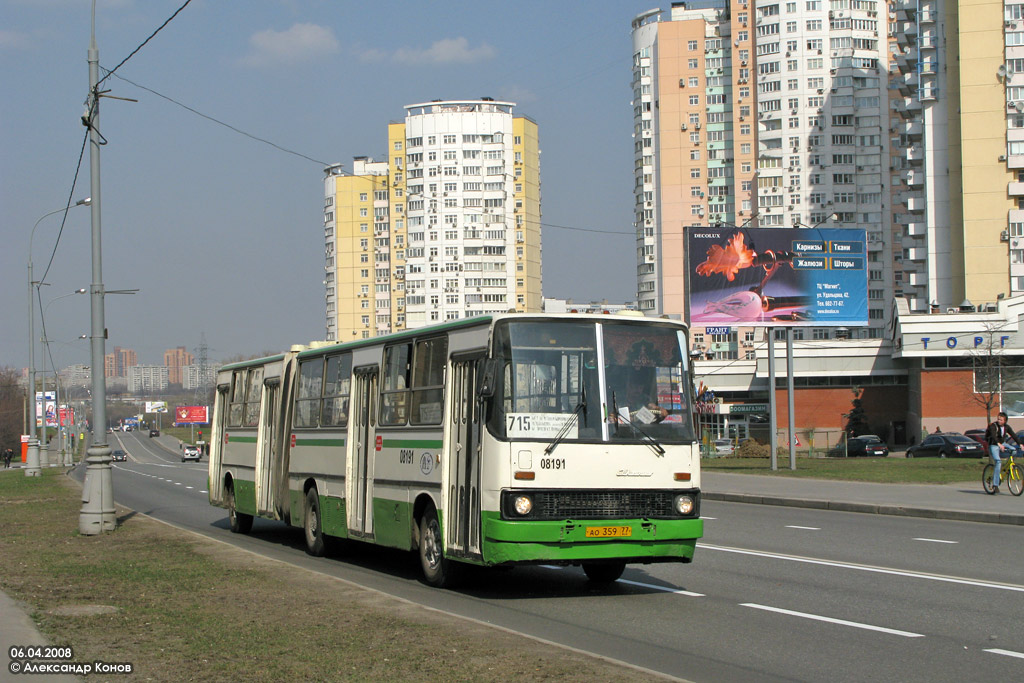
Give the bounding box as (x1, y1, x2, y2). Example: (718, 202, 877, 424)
(544, 385, 586, 455)
(610, 390, 665, 456)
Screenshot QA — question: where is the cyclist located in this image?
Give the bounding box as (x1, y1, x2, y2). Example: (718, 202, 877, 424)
(984, 412, 1021, 494)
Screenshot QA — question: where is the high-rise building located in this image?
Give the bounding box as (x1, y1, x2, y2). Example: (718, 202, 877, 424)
(890, 0, 1015, 312)
(103, 346, 137, 378)
(163, 346, 194, 385)
(630, 1, 892, 337)
(323, 99, 542, 341)
(127, 365, 168, 393)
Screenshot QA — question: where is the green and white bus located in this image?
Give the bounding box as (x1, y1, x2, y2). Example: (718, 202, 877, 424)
(208, 313, 702, 586)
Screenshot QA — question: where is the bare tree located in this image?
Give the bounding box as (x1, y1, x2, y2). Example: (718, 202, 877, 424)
(965, 322, 1024, 425)
(0, 366, 24, 453)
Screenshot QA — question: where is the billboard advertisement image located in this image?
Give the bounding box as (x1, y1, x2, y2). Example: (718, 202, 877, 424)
(686, 226, 868, 327)
(175, 406, 209, 424)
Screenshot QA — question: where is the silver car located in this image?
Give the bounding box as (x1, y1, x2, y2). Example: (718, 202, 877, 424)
(182, 446, 201, 462)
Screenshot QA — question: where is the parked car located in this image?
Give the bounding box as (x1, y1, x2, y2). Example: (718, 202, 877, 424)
(906, 433, 986, 458)
(713, 438, 735, 456)
(182, 445, 201, 462)
(149, 429, 160, 438)
(964, 429, 987, 446)
(111, 449, 127, 462)
(828, 435, 889, 457)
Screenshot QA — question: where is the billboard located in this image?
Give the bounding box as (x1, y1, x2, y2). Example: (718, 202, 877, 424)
(145, 401, 168, 413)
(686, 226, 868, 327)
(36, 391, 57, 428)
(175, 405, 209, 424)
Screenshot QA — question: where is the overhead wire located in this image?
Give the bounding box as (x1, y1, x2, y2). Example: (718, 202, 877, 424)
(96, 0, 194, 88)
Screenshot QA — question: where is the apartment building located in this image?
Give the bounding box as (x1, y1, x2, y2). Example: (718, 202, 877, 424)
(163, 346, 194, 385)
(630, 0, 891, 338)
(103, 346, 137, 378)
(127, 365, 169, 393)
(324, 99, 542, 341)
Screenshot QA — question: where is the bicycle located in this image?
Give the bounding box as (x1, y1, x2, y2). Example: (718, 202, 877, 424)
(982, 442, 1024, 496)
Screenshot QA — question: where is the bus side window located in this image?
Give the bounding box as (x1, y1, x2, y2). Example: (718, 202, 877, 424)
(381, 343, 411, 426)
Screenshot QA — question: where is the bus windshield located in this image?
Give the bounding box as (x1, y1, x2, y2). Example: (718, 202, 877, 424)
(488, 320, 695, 444)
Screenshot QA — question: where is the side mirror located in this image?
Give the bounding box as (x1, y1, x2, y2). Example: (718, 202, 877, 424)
(478, 358, 499, 399)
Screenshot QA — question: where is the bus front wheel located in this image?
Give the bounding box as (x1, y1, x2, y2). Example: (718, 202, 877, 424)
(582, 561, 625, 584)
(419, 504, 455, 588)
(304, 488, 326, 557)
(227, 485, 252, 534)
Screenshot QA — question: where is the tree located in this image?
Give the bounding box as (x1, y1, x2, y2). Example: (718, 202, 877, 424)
(842, 387, 869, 437)
(0, 366, 25, 454)
(965, 323, 1024, 425)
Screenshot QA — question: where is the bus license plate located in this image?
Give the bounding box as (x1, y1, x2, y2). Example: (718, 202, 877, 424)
(585, 526, 632, 538)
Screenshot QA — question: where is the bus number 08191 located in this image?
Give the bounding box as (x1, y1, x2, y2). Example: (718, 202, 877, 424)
(539, 458, 565, 470)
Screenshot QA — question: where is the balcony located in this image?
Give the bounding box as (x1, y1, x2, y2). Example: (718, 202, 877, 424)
(1010, 182, 1024, 197)
(906, 221, 926, 236)
(906, 247, 927, 261)
(901, 120, 923, 138)
(907, 146, 925, 162)
(906, 197, 925, 212)
(904, 170, 924, 187)
(908, 271, 928, 287)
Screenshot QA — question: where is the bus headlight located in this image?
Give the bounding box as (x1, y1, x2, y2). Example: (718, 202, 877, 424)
(674, 494, 695, 516)
(513, 495, 533, 516)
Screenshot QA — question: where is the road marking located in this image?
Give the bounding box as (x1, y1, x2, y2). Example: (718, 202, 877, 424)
(699, 543, 1024, 593)
(174, 482, 182, 486)
(741, 603, 924, 638)
(200, 490, 208, 494)
(186, 486, 194, 489)
(785, 525, 820, 530)
(702, 516, 717, 520)
(985, 648, 1024, 659)
(912, 538, 958, 544)
(619, 579, 704, 597)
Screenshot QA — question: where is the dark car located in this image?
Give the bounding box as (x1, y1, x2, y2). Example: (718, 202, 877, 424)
(907, 433, 985, 458)
(111, 449, 127, 462)
(964, 429, 987, 446)
(149, 429, 160, 438)
(829, 435, 889, 457)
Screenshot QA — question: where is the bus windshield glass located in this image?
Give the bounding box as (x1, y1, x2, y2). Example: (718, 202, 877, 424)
(489, 320, 695, 444)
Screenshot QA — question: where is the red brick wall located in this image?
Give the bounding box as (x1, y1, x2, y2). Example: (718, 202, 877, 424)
(773, 385, 908, 434)
(918, 368, 988, 419)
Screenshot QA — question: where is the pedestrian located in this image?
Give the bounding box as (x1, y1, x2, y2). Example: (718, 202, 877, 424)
(984, 412, 1020, 494)
(934, 426, 941, 433)
(3, 447, 12, 468)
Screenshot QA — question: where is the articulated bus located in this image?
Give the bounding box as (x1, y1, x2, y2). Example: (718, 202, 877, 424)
(208, 313, 702, 586)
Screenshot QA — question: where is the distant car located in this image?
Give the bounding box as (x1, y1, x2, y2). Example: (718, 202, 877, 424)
(713, 438, 735, 456)
(182, 445, 201, 462)
(907, 433, 986, 458)
(964, 429, 987, 446)
(149, 429, 160, 438)
(847, 435, 889, 457)
(111, 449, 127, 462)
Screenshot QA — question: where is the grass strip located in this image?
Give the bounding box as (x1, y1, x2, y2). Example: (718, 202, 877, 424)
(0, 470, 658, 682)
(702, 455, 986, 484)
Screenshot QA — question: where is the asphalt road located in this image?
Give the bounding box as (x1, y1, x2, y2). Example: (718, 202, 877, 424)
(73, 432, 1024, 682)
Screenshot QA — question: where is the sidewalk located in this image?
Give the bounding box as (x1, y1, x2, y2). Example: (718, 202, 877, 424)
(702, 471, 1024, 525)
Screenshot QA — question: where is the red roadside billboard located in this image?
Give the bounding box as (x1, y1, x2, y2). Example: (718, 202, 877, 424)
(175, 406, 209, 424)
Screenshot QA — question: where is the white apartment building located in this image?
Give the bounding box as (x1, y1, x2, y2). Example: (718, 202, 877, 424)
(324, 99, 542, 341)
(630, 0, 892, 337)
(127, 365, 169, 394)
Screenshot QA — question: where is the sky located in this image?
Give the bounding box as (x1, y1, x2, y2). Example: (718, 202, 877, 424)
(1, 0, 662, 369)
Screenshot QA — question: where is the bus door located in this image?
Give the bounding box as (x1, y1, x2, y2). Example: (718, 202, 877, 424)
(209, 384, 229, 503)
(350, 366, 378, 538)
(446, 354, 484, 561)
(254, 378, 280, 518)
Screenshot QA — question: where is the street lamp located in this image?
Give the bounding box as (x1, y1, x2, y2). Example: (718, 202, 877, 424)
(26, 198, 90, 477)
(40, 289, 87, 467)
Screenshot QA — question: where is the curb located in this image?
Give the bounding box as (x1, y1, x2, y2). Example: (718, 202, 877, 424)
(702, 491, 1024, 526)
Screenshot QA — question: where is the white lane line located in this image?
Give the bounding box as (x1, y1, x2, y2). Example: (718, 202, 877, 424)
(699, 543, 1024, 593)
(741, 603, 924, 638)
(785, 525, 820, 530)
(200, 490, 208, 494)
(913, 538, 958, 544)
(174, 482, 182, 486)
(985, 648, 1024, 659)
(619, 579, 704, 597)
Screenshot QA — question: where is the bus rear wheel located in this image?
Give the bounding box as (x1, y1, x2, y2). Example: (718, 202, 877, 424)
(419, 504, 455, 588)
(582, 561, 625, 584)
(304, 488, 326, 557)
(227, 485, 252, 534)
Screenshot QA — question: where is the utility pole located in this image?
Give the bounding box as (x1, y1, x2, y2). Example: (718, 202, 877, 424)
(80, 0, 115, 534)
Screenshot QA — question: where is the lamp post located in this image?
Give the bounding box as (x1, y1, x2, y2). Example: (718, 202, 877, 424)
(80, 1, 116, 534)
(26, 199, 90, 477)
(40, 290, 87, 466)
